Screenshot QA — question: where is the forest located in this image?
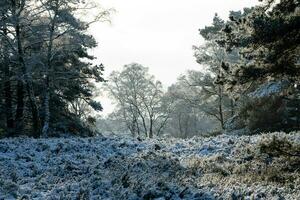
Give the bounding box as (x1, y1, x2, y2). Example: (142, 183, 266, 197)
(0, 0, 300, 199)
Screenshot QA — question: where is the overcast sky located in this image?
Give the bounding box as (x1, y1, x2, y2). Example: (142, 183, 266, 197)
(90, 0, 259, 114)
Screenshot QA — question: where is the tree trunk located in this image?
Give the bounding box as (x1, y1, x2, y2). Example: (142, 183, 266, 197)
(2, 25, 14, 135)
(149, 118, 153, 138)
(136, 107, 147, 137)
(12, 0, 41, 137)
(135, 114, 140, 137)
(15, 80, 24, 135)
(156, 115, 169, 136)
(4, 68, 14, 133)
(42, 9, 57, 137)
(230, 99, 235, 117)
(218, 86, 224, 129)
(178, 114, 183, 137)
(184, 116, 190, 139)
(42, 87, 50, 137)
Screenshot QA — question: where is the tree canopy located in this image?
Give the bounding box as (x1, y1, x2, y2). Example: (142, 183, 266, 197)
(0, 0, 111, 137)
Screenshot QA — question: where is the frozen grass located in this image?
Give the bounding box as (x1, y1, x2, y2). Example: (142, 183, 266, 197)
(0, 132, 299, 199)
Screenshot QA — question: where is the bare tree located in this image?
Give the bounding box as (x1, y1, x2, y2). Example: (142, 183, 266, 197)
(167, 70, 234, 130)
(106, 63, 170, 138)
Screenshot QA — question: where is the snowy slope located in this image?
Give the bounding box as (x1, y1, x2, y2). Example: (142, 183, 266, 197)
(0, 132, 299, 200)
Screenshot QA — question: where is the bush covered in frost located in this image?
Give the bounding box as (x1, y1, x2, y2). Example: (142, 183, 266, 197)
(0, 132, 299, 199)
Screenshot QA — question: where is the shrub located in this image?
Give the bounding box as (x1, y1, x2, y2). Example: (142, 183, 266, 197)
(239, 96, 287, 134)
(258, 135, 300, 172)
(0, 128, 5, 138)
(186, 133, 300, 185)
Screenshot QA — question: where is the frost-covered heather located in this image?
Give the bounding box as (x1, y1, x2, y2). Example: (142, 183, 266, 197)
(0, 132, 299, 200)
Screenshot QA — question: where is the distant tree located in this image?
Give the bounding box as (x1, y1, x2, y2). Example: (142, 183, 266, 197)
(168, 70, 230, 131)
(165, 83, 217, 138)
(96, 114, 129, 136)
(193, 14, 242, 129)
(106, 63, 171, 138)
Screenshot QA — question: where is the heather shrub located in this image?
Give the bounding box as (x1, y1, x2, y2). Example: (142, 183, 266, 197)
(258, 135, 300, 172)
(186, 133, 300, 186)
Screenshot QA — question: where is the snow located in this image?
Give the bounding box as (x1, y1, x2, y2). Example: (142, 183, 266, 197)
(0, 132, 299, 199)
(248, 80, 290, 98)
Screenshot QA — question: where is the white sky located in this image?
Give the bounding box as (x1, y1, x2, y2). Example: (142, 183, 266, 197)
(90, 0, 259, 114)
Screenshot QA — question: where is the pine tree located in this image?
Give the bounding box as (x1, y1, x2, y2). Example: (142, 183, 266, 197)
(217, 0, 300, 133)
(218, 0, 300, 86)
(0, 0, 110, 137)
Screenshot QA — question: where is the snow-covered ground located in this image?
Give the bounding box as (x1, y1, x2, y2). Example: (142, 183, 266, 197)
(0, 132, 299, 200)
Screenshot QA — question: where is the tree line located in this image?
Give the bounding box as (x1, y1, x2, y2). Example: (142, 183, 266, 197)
(99, 0, 300, 138)
(1, 0, 298, 138)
